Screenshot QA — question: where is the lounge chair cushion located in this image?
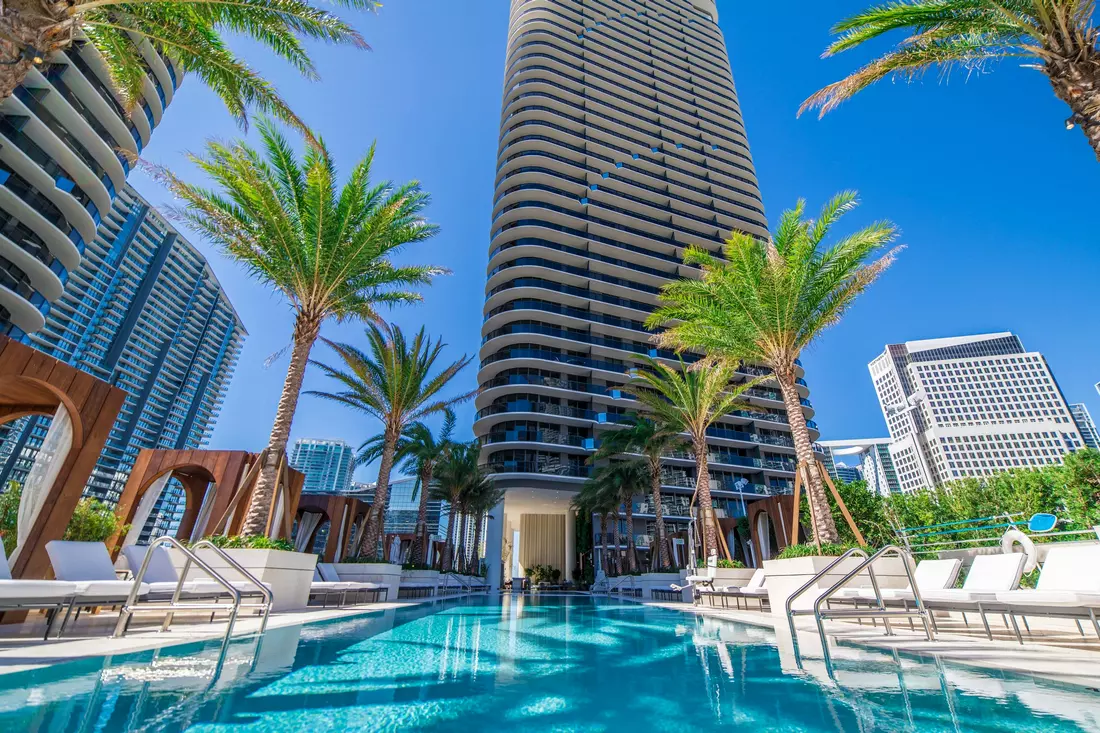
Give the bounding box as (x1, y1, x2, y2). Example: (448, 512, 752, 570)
(1035, 546, 1100, 593)
(0, 580, 78, 602)
(994, 590, 1100, 608)
(913, 559, 961, 593)
(317, 563, 341, 582)
(121, 545, 179, 584)
(47, 541, 120, 582)
(72, 580, 148, 601)
(921, 589, 1001, 604)
(962, 553, 1026, 591)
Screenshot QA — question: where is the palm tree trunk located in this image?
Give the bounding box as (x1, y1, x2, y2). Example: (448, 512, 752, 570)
(599, 512, 609, 576)
(776, 370, 840, 544)
(411, 466, 432, 565)
(693, 436, 716, 561)
(0, 7, 59, 102)
(241, 314, 320, 536)
(624, 495, 637, 573)
(609, 510, 620, 576)
(649, 458, 670, 570)
(456, 510, 469, 573)
(472, 512, 484, 575)
(361, 426, 399, 559)
(442, 504, 458, 571)
(1046, 46, 1100, 161)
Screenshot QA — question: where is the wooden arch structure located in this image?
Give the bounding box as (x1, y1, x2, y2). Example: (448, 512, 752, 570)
(294, 493, 368, 562)
(0, 336, 126, 579)
(111, 448, 305, 554)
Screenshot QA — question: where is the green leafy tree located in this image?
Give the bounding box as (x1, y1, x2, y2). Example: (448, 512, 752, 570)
(161, 121, 445, 538)
(0, 0, 378, 137)
(592, 414, 685, 570)
(0, 481, 20, 557)
(64, 499, 128, 552)
(629, 356, 759, 561)
(647, 193, 899, 545)
(309, 324, 474, 560)
(798, 479, 894, 547)
(800, 1, 1100, 160)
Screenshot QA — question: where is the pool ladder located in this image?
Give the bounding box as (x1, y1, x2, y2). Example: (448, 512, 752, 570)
(112, 536, 273, 659)
(785, 545, 935, 669)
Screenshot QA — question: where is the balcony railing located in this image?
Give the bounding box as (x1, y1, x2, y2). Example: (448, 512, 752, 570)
(475, 400, 596, 421)
(483, 460, 590, 478)
(481, 430, 593, 449)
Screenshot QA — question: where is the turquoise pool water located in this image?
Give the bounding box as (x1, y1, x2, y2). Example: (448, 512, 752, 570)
(1, 596, 1097, 732)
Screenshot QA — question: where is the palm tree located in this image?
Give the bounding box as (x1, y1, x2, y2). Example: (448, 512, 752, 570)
(163, 122, 445, 538)
(647, 192, 900, 545)
(799, 1, 1100, 160)
(401, 412, 456, 566)
(589, 461, 649, 573)
(573, 474, 617, 576)
(0, 0, 377, 136)
(357, 410, 456, 566)
(629, 356, 760, 561)
(466, 480, 507, 576)
(592, 415, 685, 570)
(430, 440, 486, 572)
(309, 324, 475, 558)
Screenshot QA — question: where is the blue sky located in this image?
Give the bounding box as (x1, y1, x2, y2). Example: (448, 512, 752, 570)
(128, 1, 1100, 482)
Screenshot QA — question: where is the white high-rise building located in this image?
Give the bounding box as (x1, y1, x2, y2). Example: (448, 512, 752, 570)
(869, 333, 1084, 492)
(819, 438, 900, 496)
(1070, 404, 1099, 451)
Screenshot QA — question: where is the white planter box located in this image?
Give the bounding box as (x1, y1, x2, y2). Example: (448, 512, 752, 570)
(332, 562, 403, 599)
(763, 555, 908, 622)
(175, 548, 317, 612)
(712, 568, 756, 587)
(634, 572, 682, 599)
(401, 569, 440, 593)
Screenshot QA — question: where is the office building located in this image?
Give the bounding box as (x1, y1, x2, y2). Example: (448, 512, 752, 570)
(348, 478, 447, 537)
(1070, 404, 1099, 451)
(291, 439, 355, 495)
(476, 0, 818, 587)
(869, 332, 1084, 492)
(819, 438, 900, 496)
(833, 464, 863, 484)
(0, 40, 177, 337)
(0, 185, 245, 539)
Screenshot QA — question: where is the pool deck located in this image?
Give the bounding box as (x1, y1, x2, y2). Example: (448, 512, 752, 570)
(639, 598, 1100, 690)
(0, 596, 457, 677)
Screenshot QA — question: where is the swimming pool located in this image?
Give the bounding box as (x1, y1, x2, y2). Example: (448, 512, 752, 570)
(1, 595, 1097, 732)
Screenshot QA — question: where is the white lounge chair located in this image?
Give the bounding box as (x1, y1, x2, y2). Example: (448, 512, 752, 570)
(700, 568, 769, 610)
(121, 544, 271, 603)
(831, 558, 962, 604)
(308, 568, 362, 608)
(45, 540, 149, 636)
(920, 553, 1027, 639)
(0, 541, 78, 639)
(317, 563, 388, 603)
(992, 545, 1100, 643)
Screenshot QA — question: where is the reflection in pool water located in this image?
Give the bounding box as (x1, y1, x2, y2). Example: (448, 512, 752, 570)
(1, 596, 1097, 731)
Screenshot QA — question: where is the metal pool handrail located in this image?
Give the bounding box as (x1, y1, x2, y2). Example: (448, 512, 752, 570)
(785, 547, 869, 639)
(191, 540, 274, 634)
(812, 545, 935, 670)
(112, 536, 242, 652)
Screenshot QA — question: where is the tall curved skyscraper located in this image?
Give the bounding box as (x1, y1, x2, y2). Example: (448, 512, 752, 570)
(476, 0, 817, 586)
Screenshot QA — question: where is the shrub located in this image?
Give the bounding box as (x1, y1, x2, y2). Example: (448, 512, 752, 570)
(777, 542, 860, 559)
(0, 481, 19, 557)
(65, 499, 129, 553)
(695, 558, 746, 569)
(202, 535, 294, 551)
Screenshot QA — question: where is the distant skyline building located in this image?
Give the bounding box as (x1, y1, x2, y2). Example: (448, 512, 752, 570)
(0, 41, 177, 337)
(819, 438, 901, 496)
(833, 464, 863, 484)
(1070, 404, 1099, 451)
(869, 332, 1084, 492)
(347, 477, 447, 538)
(291, 438, 355, 495)
(0, 185, 245, 540)
(476, 0, 818, 587)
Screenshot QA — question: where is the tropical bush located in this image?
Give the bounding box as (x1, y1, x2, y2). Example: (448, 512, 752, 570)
(696, 558, 746, 569)
(64, 499, 128, 549)
(200, 535, 294, 551)
(524, 564, 561, 584)
(778, 542, 860, 559)
(0, 481, 20, 556)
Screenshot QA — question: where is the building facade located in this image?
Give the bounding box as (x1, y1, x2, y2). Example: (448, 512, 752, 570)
(869, 333, 1084, 492)
(0, 185, 245, 539)
(819, 438, 900, 496)
(1070, 404, 1099, 451)
(291, 439, 355, 495)
(347, 478, 447, 537)
(476, 0, 818, 587)
(0, 40, 177, 337)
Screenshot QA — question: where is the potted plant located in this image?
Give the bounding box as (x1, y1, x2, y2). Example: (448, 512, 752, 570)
(184, 535, 318, 612)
